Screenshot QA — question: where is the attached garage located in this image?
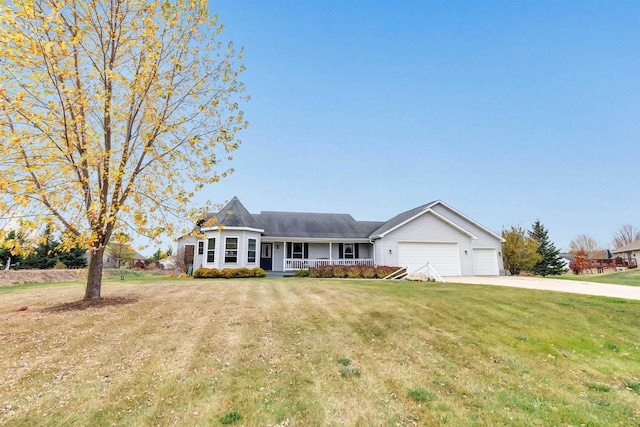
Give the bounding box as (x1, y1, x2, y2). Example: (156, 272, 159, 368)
(398, 242, 461, 276)
(472, 248, 499, 275)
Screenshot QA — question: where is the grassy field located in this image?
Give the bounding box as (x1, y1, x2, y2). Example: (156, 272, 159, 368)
(1, 278, 639, 426)
(553, 268, 640, 287)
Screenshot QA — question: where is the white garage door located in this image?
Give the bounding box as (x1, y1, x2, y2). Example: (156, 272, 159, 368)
(398, 242, 461, 276)
(472, 248, 499, 275)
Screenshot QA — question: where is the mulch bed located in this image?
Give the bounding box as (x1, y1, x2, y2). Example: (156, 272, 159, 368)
(43, 296, 139, 312)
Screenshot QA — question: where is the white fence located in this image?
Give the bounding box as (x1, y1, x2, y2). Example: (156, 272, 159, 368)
(285, 258, 374, 270)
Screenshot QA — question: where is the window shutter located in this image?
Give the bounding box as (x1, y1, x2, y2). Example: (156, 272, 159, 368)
(338, 243, 343, 259)
(304, 243, 309, 259)
(355, 244, 359, 259)
(286, 242, 292, 258)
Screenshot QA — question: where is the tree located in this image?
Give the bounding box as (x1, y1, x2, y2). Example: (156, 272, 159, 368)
(147, 246, 173, 264)
(611, 224, 640, 249)
(501, 225, 542, 275)
(0, 230, 25, 269)
(22, 225, 59, 269)
(528, 220, 566, 276)
(571, 249, 590, 275)
(106, 232, 136, 268)
(57, 243, 88, 269)
(0, 0, 247, 299)
(569, 234, 601, 258)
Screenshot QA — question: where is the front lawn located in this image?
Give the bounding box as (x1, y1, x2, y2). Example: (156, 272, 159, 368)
(553, 268, 640, 286)
(1, 278, 639, 425)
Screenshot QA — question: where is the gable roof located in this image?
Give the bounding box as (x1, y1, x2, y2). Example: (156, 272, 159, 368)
(193, 197, 502, 243)
(254, 211, 383, 239)
(370, 201, 437, 237)
(201, 197, 264, 231)
(369, 200, 504, 242)
(611, 238, 640, 254)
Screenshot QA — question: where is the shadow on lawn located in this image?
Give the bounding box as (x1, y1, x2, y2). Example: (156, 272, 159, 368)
(43, 296, 139, 312)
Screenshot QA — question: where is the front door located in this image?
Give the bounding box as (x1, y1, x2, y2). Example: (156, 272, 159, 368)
(260, 243, 273, 271)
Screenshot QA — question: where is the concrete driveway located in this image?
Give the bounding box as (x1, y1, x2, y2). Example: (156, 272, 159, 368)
(447, 275, 640, 301)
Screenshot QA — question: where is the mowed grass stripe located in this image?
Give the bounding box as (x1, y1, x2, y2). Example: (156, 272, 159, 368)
(1, 279, 639, 426)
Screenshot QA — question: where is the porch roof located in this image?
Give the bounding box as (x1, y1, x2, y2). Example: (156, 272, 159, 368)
(254, 211, 384, 239)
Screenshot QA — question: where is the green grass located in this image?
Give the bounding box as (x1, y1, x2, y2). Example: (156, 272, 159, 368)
(1, 278, 639, 426)
(0, 270, 179, 295)
(553, 268, 640, 286)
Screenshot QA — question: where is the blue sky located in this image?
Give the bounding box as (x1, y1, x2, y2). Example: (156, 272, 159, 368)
(185, 0, 639, 253)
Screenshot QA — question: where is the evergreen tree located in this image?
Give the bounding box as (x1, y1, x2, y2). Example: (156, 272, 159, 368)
(21, 225, 59, 269)
(57, 245, 88, 269)
(529, 220, 566, 276)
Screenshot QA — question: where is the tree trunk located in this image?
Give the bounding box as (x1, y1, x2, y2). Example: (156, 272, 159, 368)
(85, 246, 105, 300)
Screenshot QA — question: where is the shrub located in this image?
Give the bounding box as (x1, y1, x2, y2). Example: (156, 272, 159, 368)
(308, 267, 321, 278)
(332, 265, 347, 278)
(375, 266, 402, 278)
(235, 267, 251, 278)
(346, 265, 362, 278)
(193, 268, 208, 278)
(295, 269, 309, 277)
(361, 265, 376, 278)
(251, 267, 267, 277)
(320, 265, 334, 278)
(193, 267, 264, 279)
(53, 260, 67, 270)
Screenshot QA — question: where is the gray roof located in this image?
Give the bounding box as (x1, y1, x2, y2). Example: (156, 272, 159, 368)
(254, 211, 383, 239)
(202, 197, 263, 230)
(370, 201, 437, 237)
(611, 238, 640, 254)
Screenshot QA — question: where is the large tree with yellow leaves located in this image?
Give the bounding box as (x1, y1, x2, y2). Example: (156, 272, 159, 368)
(0, 0, 247, 299)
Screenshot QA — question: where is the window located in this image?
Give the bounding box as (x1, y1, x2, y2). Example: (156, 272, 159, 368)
(225, 237, 238, 263)
(343, 243, 355, 259)
(198, 241, 204, 255)
(206, 238, 215, 263)
(247, 239, 257, 263)
(292, 242, 304, 259)
(261, 244, 271, 258)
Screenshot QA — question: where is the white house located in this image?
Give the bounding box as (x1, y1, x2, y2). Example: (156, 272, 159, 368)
(177, 197, 506, 277)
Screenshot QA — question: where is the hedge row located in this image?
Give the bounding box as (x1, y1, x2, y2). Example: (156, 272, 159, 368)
(193, 267, 267, 279)
(295, 265, 403, 279)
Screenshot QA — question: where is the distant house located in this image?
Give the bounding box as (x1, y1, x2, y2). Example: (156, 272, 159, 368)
(611, 239, 640, 269)
(159, 255, 176, 270)
(558, 253, 574, 270)
(177, 197, 505, 277)
(102, 243, 146, 268)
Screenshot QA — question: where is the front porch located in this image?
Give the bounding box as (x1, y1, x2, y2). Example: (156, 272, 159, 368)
(261, 240, 374, 271)
(285, 258, 374, 270)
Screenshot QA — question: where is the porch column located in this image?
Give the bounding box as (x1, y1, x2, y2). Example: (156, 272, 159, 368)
(329, 242, 333, 263)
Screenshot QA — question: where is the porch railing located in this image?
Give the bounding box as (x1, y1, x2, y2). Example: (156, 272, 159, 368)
(285, 258, 374, 270)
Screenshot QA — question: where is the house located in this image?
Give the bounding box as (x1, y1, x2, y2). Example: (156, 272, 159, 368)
(95, 243, 146, 268)
(177, 197, 505, 277)
(610, 240, 640, 269)
(158, 255, 176, 270)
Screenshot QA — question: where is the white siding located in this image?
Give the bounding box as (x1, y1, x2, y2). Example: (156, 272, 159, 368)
(431, 204, 504, 273)
(380, 211, 471, 272)
(472, 248, 499, 275)
(398, 242, 461, 276)
(200, 229, 261, 269)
